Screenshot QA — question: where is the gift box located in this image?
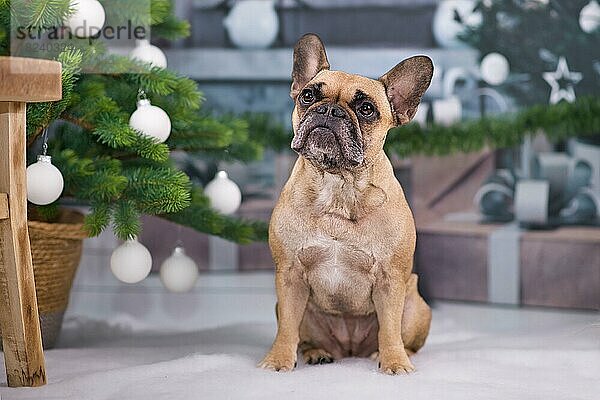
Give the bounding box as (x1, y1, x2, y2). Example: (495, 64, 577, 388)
(416, 220, 600, 310)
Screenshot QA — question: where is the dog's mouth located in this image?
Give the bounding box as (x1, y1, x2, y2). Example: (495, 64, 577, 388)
(292, 116, 364, 170)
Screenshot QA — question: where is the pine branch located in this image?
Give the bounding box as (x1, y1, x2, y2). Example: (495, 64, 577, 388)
(150, 0, 172, 25)
(162, 189, 269, 244)
(27, 0, 72, 28)
(84, 203, 111, 237)
(112, 200, 141, 240)
(9, 0, 72, 28)
(27, 47, 83, 141)
(122, 165, 191, 214)
(152, 13, 190, 40)
(244, 112, 293, 152)
(53, 149, 128, 202)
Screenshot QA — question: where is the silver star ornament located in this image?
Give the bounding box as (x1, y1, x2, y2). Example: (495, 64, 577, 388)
(543, 57, 583, 104)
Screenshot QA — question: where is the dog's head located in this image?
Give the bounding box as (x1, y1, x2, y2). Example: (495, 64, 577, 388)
(290, 34, 433, 172)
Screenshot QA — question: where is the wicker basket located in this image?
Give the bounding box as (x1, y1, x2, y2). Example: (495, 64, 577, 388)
(0, 209, 87, 349)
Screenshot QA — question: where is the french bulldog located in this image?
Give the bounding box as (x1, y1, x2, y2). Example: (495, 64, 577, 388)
(259, 34, 433, 375)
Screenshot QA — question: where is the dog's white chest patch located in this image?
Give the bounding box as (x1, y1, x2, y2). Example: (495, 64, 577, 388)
(298, 236, 375, 315)
(324, 265, 344, 290)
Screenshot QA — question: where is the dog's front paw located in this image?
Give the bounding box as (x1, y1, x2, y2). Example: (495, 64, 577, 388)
(258, 350, 297, 372)
(302, 348, 334, 365)
(378, 351, 415, 375)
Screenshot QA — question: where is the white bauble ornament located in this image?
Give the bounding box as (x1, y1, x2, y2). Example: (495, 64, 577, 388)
(160, 247, 199, 293)
(110, 238, 152, 284)
(65, 0, 106, 38)
(579, 1, 600, 33)
(26, 155, 64, 205)
(480, 53, 510, 86)
(433, 0, 481, 48)
(433, 96, 462, 126)
(204, 171, 242, 215)
(129, 39, 168, 69)
(223, 0, 279, 48)
(129, 98, 171, 143)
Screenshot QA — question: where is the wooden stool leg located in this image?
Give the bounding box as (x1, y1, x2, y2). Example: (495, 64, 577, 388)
(0, 101, 47, 387)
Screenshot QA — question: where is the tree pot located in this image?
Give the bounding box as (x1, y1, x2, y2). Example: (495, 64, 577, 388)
(0, 209, 87, 349)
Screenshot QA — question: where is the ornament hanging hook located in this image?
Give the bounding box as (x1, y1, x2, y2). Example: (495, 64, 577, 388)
(41, 127, 49, 156)
(136, 89, 151, 107)
(137, 88, 148, 101)
(175, 224, 184, 248)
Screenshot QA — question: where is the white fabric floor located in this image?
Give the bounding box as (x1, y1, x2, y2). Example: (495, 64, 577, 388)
(1, 272, 599, 400)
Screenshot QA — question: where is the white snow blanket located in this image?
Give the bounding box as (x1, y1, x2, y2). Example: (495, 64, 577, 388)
(1, 303, 599, 400)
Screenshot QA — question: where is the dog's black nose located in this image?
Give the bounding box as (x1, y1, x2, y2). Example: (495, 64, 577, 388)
(313, 104, 346, 118)
(314, 104, 327, 114)
(330, 104, 346, 118)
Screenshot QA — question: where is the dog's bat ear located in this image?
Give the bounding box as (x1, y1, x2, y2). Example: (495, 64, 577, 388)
(379, 56, 433, 126)
(291, 33, 330, 99)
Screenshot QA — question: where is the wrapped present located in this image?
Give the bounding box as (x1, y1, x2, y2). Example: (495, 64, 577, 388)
(475, 152, 600, 228)
(416, 220, 600, 310)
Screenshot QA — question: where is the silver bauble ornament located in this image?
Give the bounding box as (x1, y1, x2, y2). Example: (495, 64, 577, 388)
(433, 1, 481, 48)
(160, 247, 199, 293)
(579, 1, 600, 33)
(65, 0, 106, 38)
(129, 39, 168, 69)
(480, 53, 510, 86)
(110, 238, 153, 284)
(129, 97, 171, 143)
(26, 155, 64, 205)
(204, 171, 242, 215)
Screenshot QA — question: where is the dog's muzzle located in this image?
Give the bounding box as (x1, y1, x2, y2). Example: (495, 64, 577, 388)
(292, 103, 364, 169)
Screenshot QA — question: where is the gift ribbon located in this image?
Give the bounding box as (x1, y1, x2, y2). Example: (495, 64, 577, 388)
(488, 223, 522, 305)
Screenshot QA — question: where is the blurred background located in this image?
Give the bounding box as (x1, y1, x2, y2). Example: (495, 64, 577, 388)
(72, 0, 599, 317)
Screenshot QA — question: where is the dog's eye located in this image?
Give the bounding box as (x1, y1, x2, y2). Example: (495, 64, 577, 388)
(300, 89, 315, 105)
(358, 102, 375, 117)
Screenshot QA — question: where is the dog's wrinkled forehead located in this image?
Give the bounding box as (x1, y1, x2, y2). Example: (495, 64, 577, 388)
(305, 70, 392, 116)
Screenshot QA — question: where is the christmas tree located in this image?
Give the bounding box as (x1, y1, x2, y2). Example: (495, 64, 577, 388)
(384, 0, 600, 155)
(0, 0, 272, 243)
(462, 0, 599, 108)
